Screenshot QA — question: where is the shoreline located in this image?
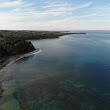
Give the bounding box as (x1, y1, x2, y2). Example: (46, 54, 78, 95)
(0, 30, 86, 40)
(0, 33, 73, 98)
(0, 49, 41, 97)
(6, 49, 41, 66)
(0, 33, 72, 99)
(0, 32, 85, 101)
(0, 49, 40, 70)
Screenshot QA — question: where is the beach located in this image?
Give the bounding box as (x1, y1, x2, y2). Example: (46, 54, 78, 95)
(0, 49, 41, 97)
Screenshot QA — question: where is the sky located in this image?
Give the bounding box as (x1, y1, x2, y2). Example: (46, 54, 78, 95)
(0, 0, 110, 30)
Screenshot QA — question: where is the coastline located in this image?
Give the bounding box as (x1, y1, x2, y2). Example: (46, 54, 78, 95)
(0, 33, 73, 99)
(0, 49, 41, 97)
(6, 49, 41, 66)
(0, 32, 86, 109)
(0, 49, 40, 70)
(0, 30, 86, 40)
(0, 33, 76, 97)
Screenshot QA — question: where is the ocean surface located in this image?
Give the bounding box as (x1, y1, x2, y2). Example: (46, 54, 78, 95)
(1, 30, 110, 110)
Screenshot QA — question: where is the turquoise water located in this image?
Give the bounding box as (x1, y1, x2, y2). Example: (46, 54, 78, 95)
(1, 31, 110, 110)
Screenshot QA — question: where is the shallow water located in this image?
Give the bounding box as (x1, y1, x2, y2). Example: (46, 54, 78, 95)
(1, 31, 110, 110)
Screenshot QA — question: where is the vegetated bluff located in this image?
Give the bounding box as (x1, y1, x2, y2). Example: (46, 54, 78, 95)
(0, 30, 72, 59)
(0, 37, 36, 59)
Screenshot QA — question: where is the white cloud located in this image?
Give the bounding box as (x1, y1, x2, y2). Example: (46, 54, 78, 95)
(0, 0, 109, 30)
(71, 13, 110, 19)
(0, 17, 110, 31)
(0, 0, 24, 8)
(72, 2, 92, 10)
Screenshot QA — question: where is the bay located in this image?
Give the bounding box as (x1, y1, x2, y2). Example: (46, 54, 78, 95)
(1, 30, 110, 110)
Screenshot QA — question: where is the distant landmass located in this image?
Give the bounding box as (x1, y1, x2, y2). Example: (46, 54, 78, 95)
(0, 30, 86, 40)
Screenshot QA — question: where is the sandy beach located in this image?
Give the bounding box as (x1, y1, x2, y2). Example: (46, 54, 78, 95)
(0, 49, 41, 97)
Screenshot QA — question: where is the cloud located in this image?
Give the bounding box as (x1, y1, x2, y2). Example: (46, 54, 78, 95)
(0, 0, 93, 20)
(72, 13, 110, 19)
(72, 2, 92, 10)
(1, 18, 110, 31)
(0, 0, 110, 30)
(0, 0, 74, 21)
(44, 2, 72, 8)
(0, 0, 22, 8)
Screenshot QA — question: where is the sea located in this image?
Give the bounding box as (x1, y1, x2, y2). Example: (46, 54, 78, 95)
(0, 30, 110, 110)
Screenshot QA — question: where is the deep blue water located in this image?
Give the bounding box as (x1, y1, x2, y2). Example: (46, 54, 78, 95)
(2, 30, 110, 110)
